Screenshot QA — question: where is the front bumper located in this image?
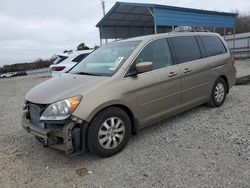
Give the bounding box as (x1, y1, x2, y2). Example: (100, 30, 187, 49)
(21, 112, 88, 154)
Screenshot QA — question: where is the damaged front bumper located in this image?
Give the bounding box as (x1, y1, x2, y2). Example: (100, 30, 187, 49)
(21, 111, 88, 154)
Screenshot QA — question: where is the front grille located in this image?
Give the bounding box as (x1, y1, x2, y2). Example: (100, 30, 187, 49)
(27, 102, 47, 128)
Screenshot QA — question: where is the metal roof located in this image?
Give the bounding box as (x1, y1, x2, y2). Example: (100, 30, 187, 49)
(96, 2, 237, 40)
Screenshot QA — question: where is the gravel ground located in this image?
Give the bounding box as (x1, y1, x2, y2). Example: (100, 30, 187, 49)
(0, 74, 250, 188)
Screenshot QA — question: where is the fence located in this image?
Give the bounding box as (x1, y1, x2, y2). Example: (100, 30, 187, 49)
(26, 67, 51, 75)
(225, 32, 250, 58)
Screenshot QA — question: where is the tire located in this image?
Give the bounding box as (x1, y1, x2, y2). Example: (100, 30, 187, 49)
(87, 107, 131, 158)
(207, 77, 227, 108)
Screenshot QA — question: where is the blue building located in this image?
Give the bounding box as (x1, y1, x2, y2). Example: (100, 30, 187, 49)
(96, 2, 237, 46)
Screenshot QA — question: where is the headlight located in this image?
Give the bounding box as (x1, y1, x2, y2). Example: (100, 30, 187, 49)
(40, 96, 82, 121)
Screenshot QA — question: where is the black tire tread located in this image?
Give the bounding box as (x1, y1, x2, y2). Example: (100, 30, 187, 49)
(87, 107, 131, 158)
(207, 77, 227, 108)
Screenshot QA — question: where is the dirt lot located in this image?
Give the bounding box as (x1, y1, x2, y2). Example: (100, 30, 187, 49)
(0, 73, 250, 188)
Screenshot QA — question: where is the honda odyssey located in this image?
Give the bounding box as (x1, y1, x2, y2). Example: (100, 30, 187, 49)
(22, 32, 236, 157)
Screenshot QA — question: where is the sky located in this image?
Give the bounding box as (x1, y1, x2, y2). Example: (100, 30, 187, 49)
(0, 0, 250, 66)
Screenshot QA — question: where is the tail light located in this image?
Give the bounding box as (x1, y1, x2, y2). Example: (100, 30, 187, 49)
(230, 58, 236, 65)
(51, 66, 65, 71)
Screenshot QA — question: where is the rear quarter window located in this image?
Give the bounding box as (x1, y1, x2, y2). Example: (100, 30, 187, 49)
(72, 53, 89, 63)
(169, 36, 201, 64)
(53, 55, 68, 64)
(200, 36, 227, 57)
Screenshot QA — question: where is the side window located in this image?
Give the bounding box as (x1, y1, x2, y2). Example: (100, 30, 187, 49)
(134, 39, 173, 71)
(169, 36, 201, 64)
(53, 55, 68, 64)
(200, 36, 227, 57)
(72, 54, 89, 63)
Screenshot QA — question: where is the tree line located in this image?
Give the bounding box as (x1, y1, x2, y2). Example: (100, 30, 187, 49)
(0, 43, 91, 74)
(0, 57, 56, 74)
(236, 14, 250, 34)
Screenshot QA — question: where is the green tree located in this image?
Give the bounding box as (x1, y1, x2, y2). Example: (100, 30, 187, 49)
(63, 50, 73, 54)
(77, 43, 90, 50)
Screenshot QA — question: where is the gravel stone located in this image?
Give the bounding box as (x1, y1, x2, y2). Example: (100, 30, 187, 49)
(0, 74, 249, 187)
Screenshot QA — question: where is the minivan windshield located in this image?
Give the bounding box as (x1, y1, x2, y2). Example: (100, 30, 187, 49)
(69, 41, 140, 76)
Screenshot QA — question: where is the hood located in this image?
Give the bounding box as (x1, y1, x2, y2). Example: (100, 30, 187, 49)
(25, 74, 109, 104)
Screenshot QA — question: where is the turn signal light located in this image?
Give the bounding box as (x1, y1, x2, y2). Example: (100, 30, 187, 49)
(230, 58, 236, 65)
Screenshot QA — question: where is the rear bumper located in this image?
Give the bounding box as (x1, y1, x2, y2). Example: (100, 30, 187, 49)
(21, 112, 88, 154)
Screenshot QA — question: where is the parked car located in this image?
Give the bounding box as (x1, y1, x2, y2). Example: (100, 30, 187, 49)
(12, 71, 28, 77)
(0, 72, 13, 78)
(50, 50, 92, 77)
(22, 32, 236, 157)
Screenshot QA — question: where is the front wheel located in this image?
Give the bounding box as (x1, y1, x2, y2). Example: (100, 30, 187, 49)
(207, 78, 227, 108)
(87, 107, 131, 157)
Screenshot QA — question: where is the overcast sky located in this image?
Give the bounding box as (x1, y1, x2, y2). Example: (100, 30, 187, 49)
(0, 0, 249, 66)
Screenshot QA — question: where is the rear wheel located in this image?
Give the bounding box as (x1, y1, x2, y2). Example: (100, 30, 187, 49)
(207, 77, 227, 107)
(87, 107, 131, 157)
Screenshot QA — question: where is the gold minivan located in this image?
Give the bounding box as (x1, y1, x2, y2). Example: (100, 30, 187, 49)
(22, 32, 236, 157)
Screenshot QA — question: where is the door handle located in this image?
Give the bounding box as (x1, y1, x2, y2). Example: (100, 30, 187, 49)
(168, 72, 178, 77)
(183, 68, 192, 73)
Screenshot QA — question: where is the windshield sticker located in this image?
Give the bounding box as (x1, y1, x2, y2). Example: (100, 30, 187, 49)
(109, 57, 124, 71)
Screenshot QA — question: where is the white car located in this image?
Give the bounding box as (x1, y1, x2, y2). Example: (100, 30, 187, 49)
(50, 50, 92, 77)
(0, 72, 14, 78)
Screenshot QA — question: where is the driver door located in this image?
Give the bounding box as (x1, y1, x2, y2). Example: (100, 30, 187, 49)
(128, 38, 182, 125)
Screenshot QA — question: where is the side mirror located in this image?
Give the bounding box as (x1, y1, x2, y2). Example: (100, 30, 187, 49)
(135, 62, 153, 74)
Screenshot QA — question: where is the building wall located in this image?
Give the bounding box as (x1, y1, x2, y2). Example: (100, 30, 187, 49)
(155, 8, 235, 28)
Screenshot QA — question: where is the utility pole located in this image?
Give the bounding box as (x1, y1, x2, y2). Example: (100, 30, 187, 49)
(101, 0, 106, 15)
(101, 0, 108, 44)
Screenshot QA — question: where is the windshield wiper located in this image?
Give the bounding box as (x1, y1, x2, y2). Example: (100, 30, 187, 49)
(74, 72, 102, 76)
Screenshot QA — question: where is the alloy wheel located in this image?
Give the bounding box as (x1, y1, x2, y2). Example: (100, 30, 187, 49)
(214, 82, 225, 103)
(98, 117, 125, 149)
